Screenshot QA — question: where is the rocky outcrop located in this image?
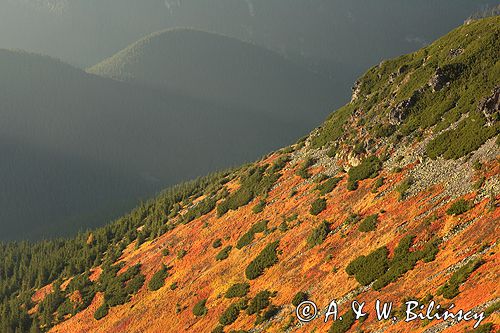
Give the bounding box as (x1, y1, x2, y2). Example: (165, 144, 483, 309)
(347, 151, 361, 167)
(429, 68, 449, 92)
(428, 63, 465, 92)
(448, 48, 464, 58)
(477, 86, 500, 126)
(389, 91, 420, 125)
(351, 79, 362, 102)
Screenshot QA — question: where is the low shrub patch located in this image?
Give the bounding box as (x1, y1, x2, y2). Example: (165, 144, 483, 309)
(193, 299, 208, 317)
(236, 220, 268, 249)
(225, 283, 250, 298)
(94, 304, 109, 321)
(216, 246, 233, 261)
(316, 177, 343, 195)
(358, 214, 378, 232)
(296, 157, 316, 179)
(177, 249, 187, 259)
(212, 238, 222, 248)
(353, 142, 365, 155)
(396, 176, 414, 200)
(437, 259, 483, 299)
(474, 176, 486, 190)
(315, 174, 330, 183)
(269, 156, 291, 174)
(374, 124, 396, 138)
(66, 272, 95, 312)
(326, 146, 337, 158)
(344, 213, 361, 225)
(217, 188, 253, 217)
(278, 221, 289, 232)
(125, 273, 145, 295)
(255, 304, 280, 325)
(468, 323, 494, 333)
(148, 265, 170, 291)
(181, 197, 217, 223)
(372, 235, 420, 290)
(426, 111, 497, 160)
(310, 198, 327, 216)
(307, 221, 330, 248)
(371, 177, 384, 193)
(252, 200, 266, 214)
(347, 156, 382, 190)
(247, 290, 272, 315)
(484, 301, 500, 317)
(446, 198, 473, 216)
(419, 239, 440, 263)
(245, 241, 280, 280)
(93, 263, 146, 316)
(346, 247, 389, 285)
(347, 236, 440, 290)
(329, 309, 355, 333)
(291, 291, 308, 307)
(219, 303, 240, 326)
(217, 165, 281, 217)
(212, 326, 224, 333)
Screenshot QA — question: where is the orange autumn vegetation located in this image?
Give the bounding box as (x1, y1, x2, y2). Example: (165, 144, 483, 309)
(41, 150, 500, 333)
(27, 16, 499, 333)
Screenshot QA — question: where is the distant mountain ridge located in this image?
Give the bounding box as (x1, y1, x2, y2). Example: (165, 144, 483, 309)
(0, 45, 333, 240)
(2, 0, 496, 73)
(88, 28, 341, 122)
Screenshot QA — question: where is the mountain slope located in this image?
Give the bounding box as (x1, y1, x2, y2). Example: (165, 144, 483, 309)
(0, 16, 498, 333)
(0, 137, 155, 241)
(88, 28, 341, 126)
(0, 49, 317, 241)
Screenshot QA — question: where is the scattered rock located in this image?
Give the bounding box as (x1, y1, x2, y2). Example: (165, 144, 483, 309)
(389, 72, 398, 84)
(347, 152, 361, 168)
(477, 86, 500, 126)
(388, 65, 408, 84)
(351, 80, 362, 102)
(448, 48, 464, 58)
(429, 67, 449, 92)
(389, 92, 420, 125)
(428, 63, 465, 92)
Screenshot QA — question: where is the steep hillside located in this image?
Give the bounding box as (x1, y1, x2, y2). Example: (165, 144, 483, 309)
(0, 49, 313, 240)
(0, 17, 498, 333)
(88, 28, 341, 127)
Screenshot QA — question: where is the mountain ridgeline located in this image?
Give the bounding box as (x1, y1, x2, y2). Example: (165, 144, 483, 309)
(1, 0, 497, 76)
(0, 30, 339, 240)
(0, 16, 498, 333)
(88, 28, 341, 124)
